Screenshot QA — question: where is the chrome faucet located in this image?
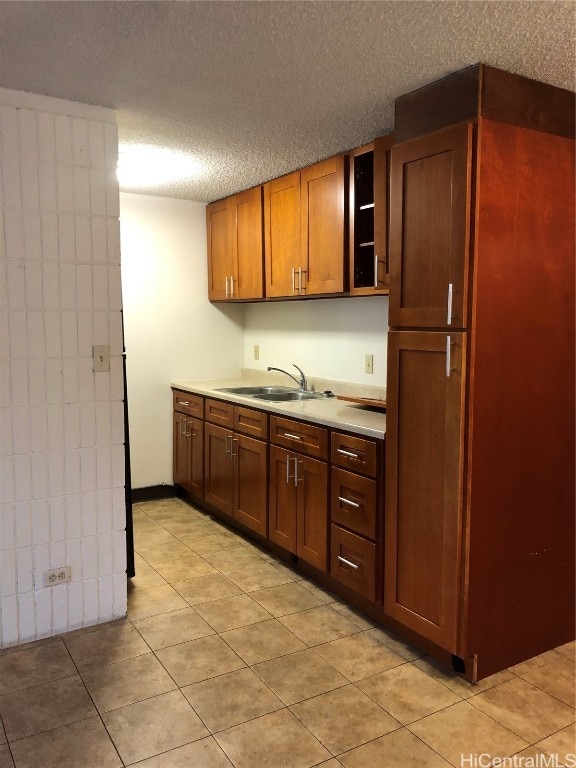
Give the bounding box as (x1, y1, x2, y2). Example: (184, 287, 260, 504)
(267, 364, 308, 392)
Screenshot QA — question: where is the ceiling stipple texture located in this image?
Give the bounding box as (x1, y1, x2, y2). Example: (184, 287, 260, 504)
(1, 1, 573, 202)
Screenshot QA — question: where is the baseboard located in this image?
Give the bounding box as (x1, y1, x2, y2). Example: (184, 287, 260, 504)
(131, 485, 176, 503)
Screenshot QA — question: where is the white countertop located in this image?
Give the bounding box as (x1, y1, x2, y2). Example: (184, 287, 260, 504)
(171, 379, 386, 440)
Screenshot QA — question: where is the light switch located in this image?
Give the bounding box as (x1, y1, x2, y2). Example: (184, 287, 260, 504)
(93, 345, 110, 372)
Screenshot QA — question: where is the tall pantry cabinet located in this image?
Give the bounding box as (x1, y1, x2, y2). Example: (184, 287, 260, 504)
(384, 64, 575, 680)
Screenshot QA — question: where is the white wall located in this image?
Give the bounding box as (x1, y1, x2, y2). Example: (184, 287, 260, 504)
(0, 89, 127, 647)
(243, 297, 388, 387)
(120, 193, 244, 489)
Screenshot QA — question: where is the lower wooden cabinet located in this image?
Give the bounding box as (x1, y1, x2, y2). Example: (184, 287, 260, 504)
(204, 422, 268, 536)
(173, 411, 204, 499)
(269, 444, 328, 571)
(384, 330, 466, 654)
(330, 525, 376, 601)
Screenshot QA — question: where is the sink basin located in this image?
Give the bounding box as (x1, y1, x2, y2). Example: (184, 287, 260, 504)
(215, 385, 297, 396)
(252, 391, 328, 402)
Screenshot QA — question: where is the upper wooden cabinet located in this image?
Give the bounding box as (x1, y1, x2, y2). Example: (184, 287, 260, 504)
(265, 156, 346, 297)
(349, 134, 394, 295)
(207, 186, 264, 301)
(388, 123, 473, 329)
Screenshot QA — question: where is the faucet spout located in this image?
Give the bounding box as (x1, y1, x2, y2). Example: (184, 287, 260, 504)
(267, 364, 308, 391)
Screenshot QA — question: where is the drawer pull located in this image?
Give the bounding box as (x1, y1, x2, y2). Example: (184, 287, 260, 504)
(337, 555, 359, 570)
(338, 496, 360, 509)
(337, 448, 360, 460)
(179, 400, 191, 407)
(283, 432, 302, 441)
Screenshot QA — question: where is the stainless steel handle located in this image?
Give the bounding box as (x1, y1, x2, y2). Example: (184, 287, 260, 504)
(298, 266, 303, 294)
(231, 437, 238, 458)
(225, 434, 232, 457)
(338, 496, 360, 509)
(337, 555, 359, 570)
(283, 432, 302, 441)
(230, 275, 235, 297)
(374, 254, 379, 289)
(337, 448, 360, 460)
(291, 267, 296, 294)
(446, 336, 451, 378)
(286, 455, 295, 484)
(179, 401, 191, 407)
(294, 459, 300, 486)
(185, 419, 192, 438)
(225, 276, 229, 298)
(179, 415, 186, 436)
(447, 283, 453, 325)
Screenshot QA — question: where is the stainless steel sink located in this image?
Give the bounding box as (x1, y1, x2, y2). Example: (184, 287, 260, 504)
(252, 391, 329, 402)
(215, 385, 297, 396)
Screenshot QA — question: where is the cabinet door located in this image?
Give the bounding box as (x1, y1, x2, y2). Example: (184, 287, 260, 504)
(384, 330, 466, 653)
(373, 133, 394, 292)
(389, 123, 473, 329)
(268, 445, 297, 552)
(301, 156, 346, 295)
(206, 199, 233, 301)
(264, 172, 301, 297)
(234, 434, 268, 536)
(231, 187, 264, 299)
(296, 455, 328, 571)
(204, 423, 234, 516)
(173, 412, 189, 488)
(188, 418, 204, 499)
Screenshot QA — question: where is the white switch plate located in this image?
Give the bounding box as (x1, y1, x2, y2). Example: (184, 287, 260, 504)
(365, 354, 374, 374)
(254, 344, 260, 361)
(93, 345, 110, 372)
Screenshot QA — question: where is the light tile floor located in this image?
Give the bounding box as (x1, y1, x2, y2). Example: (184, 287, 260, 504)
(0, 498, 574, 768)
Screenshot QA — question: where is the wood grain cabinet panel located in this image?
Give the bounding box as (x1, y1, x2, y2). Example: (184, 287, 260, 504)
(265, 157, 346, 298)
(173, 391, 204, 419)
(330, 526, 376, 601)
(269, 416, 328, 460)
(173, 393, 204, 499)
(301, 156, 346, 295)
(234, 434, 268, 536)
(264, 172, 302, 298)
(206, 199, 233, 301)
(384, 330, 466, 653)
(233, 406, 268, 440)
(207, 187, 264, 301)
(269, 445, 328, 571)
(331, 468, 376, 540)
(204, 422, 234, 516)
(331, 432, 377, 478)
(205, 398, 234, 428)
(204, 423, 268, 536)
(389, 123, 473, 329)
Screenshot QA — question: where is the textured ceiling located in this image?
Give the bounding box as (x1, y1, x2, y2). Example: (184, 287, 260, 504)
(0, 1, 574, 202)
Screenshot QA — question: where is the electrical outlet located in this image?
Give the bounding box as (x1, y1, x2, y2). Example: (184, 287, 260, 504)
(365, 354, 374, 374)
(44, 566, 71, 587)
(93, 345, 110, 372)
(253, 344, 260, 361)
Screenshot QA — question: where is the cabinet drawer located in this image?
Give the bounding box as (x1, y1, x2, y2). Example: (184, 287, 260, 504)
(330, 525, 376, 601)
(270, 416, 328, 460)
(331, 432, 378, 478)
(173, 390, 204, 419)
(205, 398, 234, 427)
(234, 406, 268, 440)
(331, 468, 377, 540)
